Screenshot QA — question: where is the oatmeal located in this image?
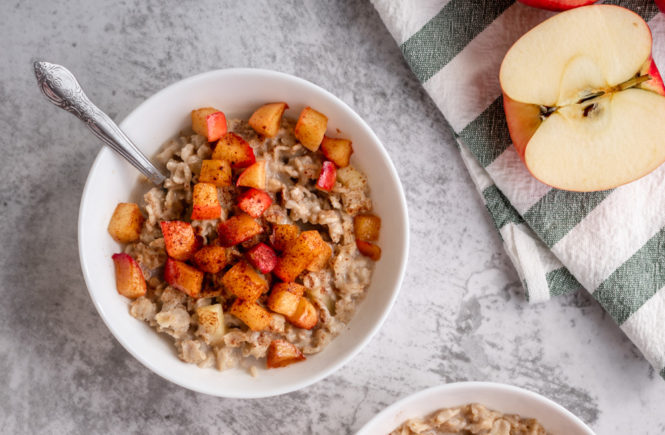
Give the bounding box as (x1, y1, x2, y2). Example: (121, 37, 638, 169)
(390, 403, 547, 435)
(108, 103, 382, 372)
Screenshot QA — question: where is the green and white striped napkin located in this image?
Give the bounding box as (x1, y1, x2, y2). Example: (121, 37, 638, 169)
(372, 0, 665, 379)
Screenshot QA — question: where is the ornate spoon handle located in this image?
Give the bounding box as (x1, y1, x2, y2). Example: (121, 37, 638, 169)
(34, 61, 166, 185)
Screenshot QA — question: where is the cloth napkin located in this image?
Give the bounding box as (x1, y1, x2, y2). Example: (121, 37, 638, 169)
(372, 0, 665, 380)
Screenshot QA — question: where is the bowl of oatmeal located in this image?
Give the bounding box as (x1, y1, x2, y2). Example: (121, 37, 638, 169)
(357, 382, 594, 434)
(78, 68, 408, 397)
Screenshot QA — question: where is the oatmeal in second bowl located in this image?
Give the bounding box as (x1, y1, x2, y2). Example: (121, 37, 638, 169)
(78, 69, 408, 398)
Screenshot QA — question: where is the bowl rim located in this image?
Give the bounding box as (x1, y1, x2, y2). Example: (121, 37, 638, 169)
(356, 381, 595, 434)
(77, 67, 410, 398)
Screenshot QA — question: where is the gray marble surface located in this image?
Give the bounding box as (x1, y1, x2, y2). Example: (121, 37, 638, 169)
(2, 1, 664, 434)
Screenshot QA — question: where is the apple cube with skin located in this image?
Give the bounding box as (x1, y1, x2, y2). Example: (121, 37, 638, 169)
(221, 260, 268, 302)
(321, 136, 353, 168)
(108, 203, 144, 243)
(164, 258, 204, 298)
(356, 240, 381, 261)
(212, 133, 256, 168)
(266, 340, 306, 368)
(236, 161, 266, 190)
(237, 188, 273, 218)
(217, 214, 264, 247)
(288, 297, 318, 330)
(271, 224, 300, 252)
(196, 304, 225, 346)
(191, 108, 227, 142)
(248, 102, 289, 137)
(160, 221, 200, 261)
(199, 159, 232, 187)
(500, 5, 665, 191)
(295, 106, 328, 151)
(111, 253, 146, 299)
(316, 161, 337, 192)
(354, 214, 381, 242)
(272, 230, 325, 282)
(516, 0, 595, 11)
(246, 242, 278, 274)
(267, 283, 305, 317)
(229, 299, 271, 331)
(192, 246, 228, 273)
(658, 0, 665, 14)
(191, 183, 221, 220)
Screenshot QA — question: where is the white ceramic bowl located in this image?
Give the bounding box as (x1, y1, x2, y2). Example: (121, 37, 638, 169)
(357, 382, 595, 434)
(78, 68, 409, 398)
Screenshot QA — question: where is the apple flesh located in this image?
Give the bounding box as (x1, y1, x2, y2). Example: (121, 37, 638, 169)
(191, 108, 227, 142)
(517, 0, 596, 11)
(248, 102, 288, 137)
(236, 161, 266, 190)
(212, 133, 256, 168)
(500, 5, 665, 191)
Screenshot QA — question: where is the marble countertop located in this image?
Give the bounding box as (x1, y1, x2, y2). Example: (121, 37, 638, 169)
(2, 1, 664, 433)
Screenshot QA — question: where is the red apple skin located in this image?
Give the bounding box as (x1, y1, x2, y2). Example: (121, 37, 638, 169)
(246, 242, 278, 274)
(237, 188, 273, 218)
(316, 161, 337, 191)
(657, 0, 665, 14)
(206, 111, 227, 142)
(516, 0, 596, 11)
(641, 56, 665, 97)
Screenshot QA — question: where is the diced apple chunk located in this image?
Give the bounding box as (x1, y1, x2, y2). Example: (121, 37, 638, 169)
(199, 160, 232, 187)
(237, 188, 272, 218)
(273, 230, 325, 282)
(111, 253, 146, 299)
(336, 166, 367, 189)
(248, 102, 289, 137)
(191, 183, 221, 220)
(164, 258, 204, 298)
(306, 239, 332, 272)
(354, 214, 381, 242)
(316, 161, 337, 192)
(271, 224, 300, 252)
(191, 108, 227, 141)
(160, 221, 200, 261)
(266, 340, 305, 368)
(222, 261, 268, 302)
(192, 246, 228, 273)
(229, 299, 271, 331)
(108, 203, 144, 243)
(267, 283, 305, 317)
(321, 136, 353, 167)
(212, 133, 256, 168)
(217, 214, 264, 247)
(196, 304, 225, 345)
(295, 106, 328, 151)
(236, 161, 266, 190)
(356, 240, 381, 261)
(288, 297, 318, 330)
(246, 243, 277, 274)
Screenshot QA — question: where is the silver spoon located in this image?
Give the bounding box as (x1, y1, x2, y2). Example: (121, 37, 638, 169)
(33, 61, 167, 185)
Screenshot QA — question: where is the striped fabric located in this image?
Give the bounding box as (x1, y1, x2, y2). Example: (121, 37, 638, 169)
(372, 0, 665, 379)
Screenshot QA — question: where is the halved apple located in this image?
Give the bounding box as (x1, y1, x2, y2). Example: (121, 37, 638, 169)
(500, 5, 665, 192)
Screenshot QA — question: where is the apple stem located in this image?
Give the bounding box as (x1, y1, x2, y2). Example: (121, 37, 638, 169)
(615, 74, 652, 92)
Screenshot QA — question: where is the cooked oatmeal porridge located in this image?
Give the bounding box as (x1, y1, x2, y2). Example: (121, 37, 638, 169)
(107, 103, 382, 372)
(390, 403, 547, 435)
